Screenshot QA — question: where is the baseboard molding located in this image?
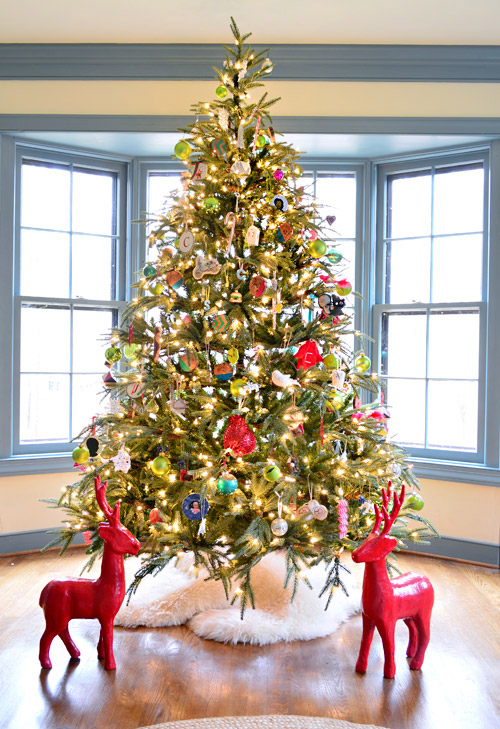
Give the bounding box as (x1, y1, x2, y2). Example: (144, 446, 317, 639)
(1, 529, 498, 567)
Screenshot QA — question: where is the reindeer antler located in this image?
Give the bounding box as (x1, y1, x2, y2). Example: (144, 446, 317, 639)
(95, 475, 120, 524)
(380, 481, 406, 536)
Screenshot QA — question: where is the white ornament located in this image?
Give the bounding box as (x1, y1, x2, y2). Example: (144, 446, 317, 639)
(332, 370, 346, 390)
(111, 445, 131, 474)
(230, 160, 251, 185)
(178, 230, 195, 255)
(271, 517, 288, 536)
(193, 254, 221, 280)
(238, 60, 248, 81)
(245, 225, 260, 247)
(272, 370, 299, 388)
(126, 382, 145, 399)
(218, 108, 229, 131)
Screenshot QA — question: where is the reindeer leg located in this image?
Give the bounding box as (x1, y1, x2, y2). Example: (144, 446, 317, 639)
(97, 628, 105, 659)
(39, 627, 57, 669)
(409, 613, 431, 671)
(59, 626, 81, 660)
(377, 620, 396, 679)
(356, 612, 375, 674)
(100, 619, 116, 670)
(404, 618, 418, 658)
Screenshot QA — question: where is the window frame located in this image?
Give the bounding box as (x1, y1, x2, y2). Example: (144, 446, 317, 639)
(372, 147, 498, 470)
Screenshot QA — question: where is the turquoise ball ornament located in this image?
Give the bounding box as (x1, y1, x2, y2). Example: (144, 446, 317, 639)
(406, 493, 425, 511)
(355, 352, 371, 373)
(216, 472, 238, 494)
(263, 463, 282, 482)
(72, 445, 90, 464)
(105, 346, 122, 363)
(203, 196, 220, 211)
(327, 250, 343, 264)
(308, 239, 327, 258)
(143, 264, 156, 277)
(151, 454, 170, 476)
(174, 140, 192, 160)
(216, 85, 227, 99)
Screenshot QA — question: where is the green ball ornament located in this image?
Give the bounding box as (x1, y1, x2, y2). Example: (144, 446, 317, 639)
(406, 493, 425, 511)
(143, 264, 156, 277)
(323, 354, 340, 368)
(308, 239, 327, 259)
(216, 85, 228, 99)
(174, 140, 191, 160)
(150, 282, 163, 295)
(151, 455, 170, 476)
(230, 378, 246, 397)
(355, 352, 371, 373)
(327, 393, 344, 410)
(256, 135, 268, 148)
(105, 346, 122, 363)
(72, 445, 90, 464)
(263, 463, 282, 482)
(216, 472, 238, 494)
(123, 343, 140, 360)
(203, 197, 220, 211)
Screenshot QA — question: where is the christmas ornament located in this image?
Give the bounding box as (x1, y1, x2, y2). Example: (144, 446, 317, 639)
(174, 140, 191, 160)
(151, 454, 170, 476)
(216, 85, 227, 98)
(214, 362, 233, 381)
(276, 222, 293, 243)
(169, 397, 188, 416)
(103, 370, 117, 384)
(85, 436, 100, 458)
(294, 340, 323, 370)
(223, 415, 256, 455)
(230, 291, 242, 303)
(236, 264, 246, 280)
(216, 472, 238, 494)
(327, 249, 343, 264)
(149, 508, 161, 525)
(332, 369, 346, 390)
(111, 445, 131, 474)
(406, 492, 425, 511)
(166, 270, 183, 290)
(210, 138, 229, 157)
(327, 392, 344, 410)
(246, 225, 260, 247)
(249, 275, 266, 297)
(335, 279, 352, 296)
(203, 197, 220, 211)
(191, 160, 208, 181)
(326, 215, 337, 226)
(283, 405, 305, 426)
(145, 398, 159, 414)
(39, 475, 140, 671)
(318, 293, 345, 317)
(272, 194, 288, 212)
(219, 108, 229, 131)
(389, 463, 402, 478)
(256, 134, 268, 148)
(126, 382, 144, 399)
(272, 369, 299, 388)
(355, 353, 371, 373)
(179, 351, 198, 372)
(72, 445, 90, 464)
(227, 347, 239, 364)
(83, 530, 92, 545)
(273, 169, 284, 181)
(287, 456, 300, 474)
(193, 254, 221, 279)
(123, 344, 140, 360)
(270, 518, 288, 536)
(150, 282, 163, 295)
(212, 313, 230, 334)
(298, 499, 327, 521)
(230, 378, 246, 397)
(263, 463, 281, 481)
(178, 230, 195, 255)
(323, 353, 340, 368)
(337, 498, 348, 539)
(182, 493, 209, 521)
(352, 483, 434, 678)
(230, 160, 251, 182)
(261, 58, 274, 74)
(308, 239, 327, 258)
(143, 264, 156, 277)
(105, 347, 122, 364)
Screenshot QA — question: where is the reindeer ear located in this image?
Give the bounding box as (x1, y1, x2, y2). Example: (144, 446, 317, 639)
(98, 523, 111, 541)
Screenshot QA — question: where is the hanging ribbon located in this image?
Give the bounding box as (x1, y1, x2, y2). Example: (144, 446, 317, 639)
(225, 211, 237, 253)
(320, 415, 324, 445)
(252, 116, 262, 153)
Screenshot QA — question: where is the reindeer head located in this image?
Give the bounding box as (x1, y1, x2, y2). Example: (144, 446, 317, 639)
(95, 475, 140, 556)
(352, 482, 405, 563)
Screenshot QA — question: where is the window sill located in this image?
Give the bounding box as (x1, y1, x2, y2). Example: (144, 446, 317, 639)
(411, 458, 500, 487)
(0, 454, 75, 477)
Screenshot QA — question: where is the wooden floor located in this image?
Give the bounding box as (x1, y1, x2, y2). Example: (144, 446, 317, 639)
(0, 550, 499, 729)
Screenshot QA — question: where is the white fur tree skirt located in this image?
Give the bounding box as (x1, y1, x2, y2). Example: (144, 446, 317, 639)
(116, 551, 363, 645)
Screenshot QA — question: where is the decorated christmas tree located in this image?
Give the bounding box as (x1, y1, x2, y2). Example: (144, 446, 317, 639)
(47, 19, 436, 612)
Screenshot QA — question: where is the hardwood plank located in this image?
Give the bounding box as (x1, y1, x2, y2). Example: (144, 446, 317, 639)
(0, 550, 498, 729)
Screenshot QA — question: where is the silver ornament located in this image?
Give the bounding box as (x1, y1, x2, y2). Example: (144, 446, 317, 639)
(271, 517, 288, 536)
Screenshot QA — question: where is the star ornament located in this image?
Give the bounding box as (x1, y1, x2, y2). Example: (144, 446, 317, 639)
(294, 340, 323, 371)
(111, 445, 131, 474)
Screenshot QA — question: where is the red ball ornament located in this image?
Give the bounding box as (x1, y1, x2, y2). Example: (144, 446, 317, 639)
(223, 415, 256, 456)
(149, 507, 161, 524)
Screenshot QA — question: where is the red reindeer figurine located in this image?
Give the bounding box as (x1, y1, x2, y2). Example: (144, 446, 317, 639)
(352, 482, 434, 679)
(39, 475, 140, 670)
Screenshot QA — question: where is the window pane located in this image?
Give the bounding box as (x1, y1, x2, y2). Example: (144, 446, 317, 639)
(72, 374, 105, 439)
(427, 380, 478, 451)
(20, 229, 70, 298)
(72, 234, 116, 300)
(315, 174, 356, 238)
(20, 374, 69, 443)
(384, 378, 426, 448)
(148, 173, 181, 217)
(72, 168, 116, 236)
(21, 305, 70, 373)
(428, 310, 479, 380)
(387, 172, 431, 239)
(21, 161, 70, 231)
(385, 238, 431, 304)
(434, 165, 484, 236)
(73, 309, 114, 372)
(432, 234, 482, 303)
(381, 311, 427, 378)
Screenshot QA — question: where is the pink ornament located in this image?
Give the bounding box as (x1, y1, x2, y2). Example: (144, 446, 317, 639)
(273, 169, 284, 181)
(352, 482, 434, 679)
(294, 340, 323, 370)
(39, 475, 140, 670)
(223, 415, 256, 456)
(183, 315, 191, 327)
(337, 498, 348, 539)
(83, 530, 92, 546)
(351, 412, 365, 423)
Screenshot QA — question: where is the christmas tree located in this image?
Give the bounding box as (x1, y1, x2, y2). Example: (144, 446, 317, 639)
(47, 19, 436, 613)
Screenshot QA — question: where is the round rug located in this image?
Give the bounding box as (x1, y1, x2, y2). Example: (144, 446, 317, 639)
(141, 716, 390, 729)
